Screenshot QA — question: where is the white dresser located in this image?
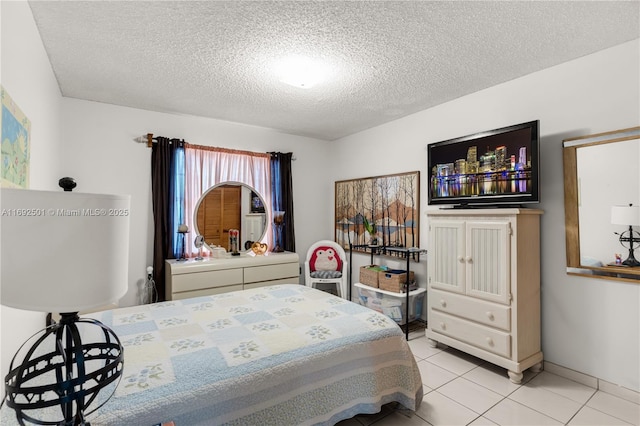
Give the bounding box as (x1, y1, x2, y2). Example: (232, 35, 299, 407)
(425, 208, 543, 383)
(165, 252, 300, 300)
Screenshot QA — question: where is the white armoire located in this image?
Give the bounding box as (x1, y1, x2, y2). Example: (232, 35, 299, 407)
(425, 208, 543, 383)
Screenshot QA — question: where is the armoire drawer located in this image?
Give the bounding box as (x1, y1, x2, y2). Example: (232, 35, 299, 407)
(429, 310, 511, 358)
(429, 288, 511, 331)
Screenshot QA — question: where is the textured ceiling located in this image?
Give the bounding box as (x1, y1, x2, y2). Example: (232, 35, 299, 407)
(29, 1, 640, 141)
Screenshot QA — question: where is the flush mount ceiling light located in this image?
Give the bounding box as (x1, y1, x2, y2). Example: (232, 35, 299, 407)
(273, 55, 332, 89)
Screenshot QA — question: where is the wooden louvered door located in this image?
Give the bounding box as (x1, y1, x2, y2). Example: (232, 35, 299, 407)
(197, 185, 241, 250)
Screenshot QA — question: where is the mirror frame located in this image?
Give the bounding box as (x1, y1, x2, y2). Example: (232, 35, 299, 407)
(563, 126, 640, 282)
(193, 181, 269, 254)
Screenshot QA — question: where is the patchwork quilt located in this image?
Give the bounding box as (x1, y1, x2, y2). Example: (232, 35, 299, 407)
(3, 284, 423, 425)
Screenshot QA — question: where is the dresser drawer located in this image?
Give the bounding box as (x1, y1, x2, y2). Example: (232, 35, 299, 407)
(429, 310, 511, 358)
(244, 276, 300, 290)
(244, 262, 299, 284)
(172, 268, 243, 293)
(172, 284, 243, 300)
(429, 288, 511, 331)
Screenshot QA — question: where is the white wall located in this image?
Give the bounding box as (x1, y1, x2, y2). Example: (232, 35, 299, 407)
(0, 0, 65, 397)
(333, 39, 640, 392)
(60, 98, 332, 307)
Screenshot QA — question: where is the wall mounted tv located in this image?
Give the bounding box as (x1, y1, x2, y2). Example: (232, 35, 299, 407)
(427, 120, 540, 207)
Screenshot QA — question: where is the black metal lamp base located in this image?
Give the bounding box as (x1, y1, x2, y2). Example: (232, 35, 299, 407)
(621, 250, 640, 267)
(619, 227, 640, 267)
(4, 313, 123, 425)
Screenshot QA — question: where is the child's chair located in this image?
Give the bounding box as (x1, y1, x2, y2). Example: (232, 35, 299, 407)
(304, 240, 348, 299)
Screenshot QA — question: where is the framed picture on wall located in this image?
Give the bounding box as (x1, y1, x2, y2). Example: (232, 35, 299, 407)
(335, 171, 419, 254)
(1, 86, 31, 189)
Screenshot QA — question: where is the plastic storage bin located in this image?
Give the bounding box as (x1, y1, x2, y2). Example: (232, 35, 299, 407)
(355, 282, 425, 325)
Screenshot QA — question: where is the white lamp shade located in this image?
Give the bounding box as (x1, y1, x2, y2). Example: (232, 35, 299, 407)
(611, 205, 640, 226)
(1, 188, 130, 312)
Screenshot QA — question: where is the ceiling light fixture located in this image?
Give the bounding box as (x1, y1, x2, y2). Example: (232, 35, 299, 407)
(274, 55, 331, 89)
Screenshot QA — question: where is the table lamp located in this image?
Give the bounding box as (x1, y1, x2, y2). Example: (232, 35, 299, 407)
(177, 224, 188, 261)
(611, 203, 640, 267)
(1, 186, 130, 425)
(272, 211, 285, 252)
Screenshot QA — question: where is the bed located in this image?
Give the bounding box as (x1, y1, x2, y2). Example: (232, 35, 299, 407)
(75, 284, 423, 425)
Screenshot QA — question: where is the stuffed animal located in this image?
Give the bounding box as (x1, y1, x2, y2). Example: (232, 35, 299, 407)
(309, 246, 342, 272)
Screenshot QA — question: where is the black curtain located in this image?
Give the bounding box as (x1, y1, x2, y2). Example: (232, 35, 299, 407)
(151, 137, 178, 302)
(270, 152, 296, 252)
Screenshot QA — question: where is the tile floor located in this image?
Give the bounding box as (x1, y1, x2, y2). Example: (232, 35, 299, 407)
(338, 333, 639, 426)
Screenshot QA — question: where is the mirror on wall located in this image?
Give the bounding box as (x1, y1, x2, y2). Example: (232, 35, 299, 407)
(563, 127, 640, 282)
(194, 182, 268, 252)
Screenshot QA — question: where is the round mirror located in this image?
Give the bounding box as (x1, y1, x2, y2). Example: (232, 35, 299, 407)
(194, 182, 269, 253)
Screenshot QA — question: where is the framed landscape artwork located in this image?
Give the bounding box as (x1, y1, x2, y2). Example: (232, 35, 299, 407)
(335, 171, 419, 255)
(1, 86, 31, 189)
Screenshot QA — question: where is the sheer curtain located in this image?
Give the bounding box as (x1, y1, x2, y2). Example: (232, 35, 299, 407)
(184, 144, 271, 256)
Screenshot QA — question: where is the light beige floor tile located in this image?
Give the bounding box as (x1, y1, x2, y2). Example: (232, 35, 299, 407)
(417, 359, 458, 389)
(408, 336, 443, 360)
(586, 390, 640, 425)
(463, 363, 524, 397)
(468, 416, 499, 425)
(484, 398, 563, 425)
(438, 377, 503, 414)
(416, 391, 480, 426)
(509, 384, 582, 423)
(568, 405, 633, 425)
(393, 336, 637, 426)
(426, 348, 484, 376)
(527, 371, 597, 404)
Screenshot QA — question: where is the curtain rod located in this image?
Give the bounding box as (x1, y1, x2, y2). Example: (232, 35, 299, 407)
(132, 133, 181, 148)
(134, 133, 295, 159)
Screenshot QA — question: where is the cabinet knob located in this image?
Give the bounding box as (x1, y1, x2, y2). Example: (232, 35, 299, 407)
(486, 337, 494, 346)
(439, 322, 446, 330)
(486, 311, 494, 321)
(457, 256, 464, 263)
(440, 299, 446, 308)
(465, 256, 472, 263)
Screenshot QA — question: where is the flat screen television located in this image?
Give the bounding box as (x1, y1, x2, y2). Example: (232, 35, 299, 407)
(427, 120, 540, 207)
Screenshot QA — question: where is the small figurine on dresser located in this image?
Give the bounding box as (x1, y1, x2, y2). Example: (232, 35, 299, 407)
(229, 229, 240, 256)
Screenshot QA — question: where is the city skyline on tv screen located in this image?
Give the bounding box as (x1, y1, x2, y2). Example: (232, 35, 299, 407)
(429, 127, 535, 202)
